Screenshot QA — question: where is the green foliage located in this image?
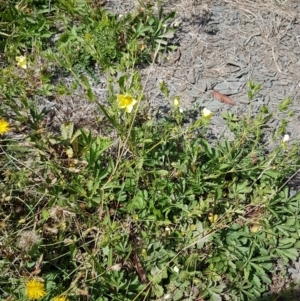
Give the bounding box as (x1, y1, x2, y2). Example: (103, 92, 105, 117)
(0, 1, 300, 301)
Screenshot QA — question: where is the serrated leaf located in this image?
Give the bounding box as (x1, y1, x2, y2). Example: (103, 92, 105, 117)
(150, 266, 163, 284)
(261, 275, 272, 284)
(252, 274, 261, 289)
(278, 237, 296, 248)
(276, 248, 298, 262)
(252, 256, 272, 262)
(244, 264, 250, 281)
(210, 291, 222, 301)
(275, 225, 290, 236)
(173, 289, 183, 301)
(153, 284, 164, 297)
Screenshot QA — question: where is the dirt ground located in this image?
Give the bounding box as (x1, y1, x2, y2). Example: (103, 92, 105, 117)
(51, 0, 300, 298)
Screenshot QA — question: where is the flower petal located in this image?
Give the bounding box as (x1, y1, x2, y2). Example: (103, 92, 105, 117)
(16, 56, 27, 69)
(202, 108, 213, 119)
(117, 94, 137, 113)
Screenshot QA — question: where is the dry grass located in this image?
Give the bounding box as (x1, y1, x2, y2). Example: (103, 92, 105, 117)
(224, 0, 298, 20)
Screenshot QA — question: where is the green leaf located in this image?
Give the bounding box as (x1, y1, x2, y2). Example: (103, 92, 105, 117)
(87, 88, 94, 101)
(278, 237, 296, 248)
(163, 11, 176, 23)
(155, 170, 169, 176)
(263, 170, 281, 179)
(249, 262, 267, 277)
(173, 289, 183, 301)
(96, 102, 117, 129)
(209, 291, 222, 301)
(278, 97, 292, 111)
(244, 264, 250, 281)
(150, 267, 163, 284)
(275, 225, 291, 236)
(153, 284, 164, 297)
(200, 139, 216, 158)
(276, 248, 298, 262)
(129, 191, 146, 210)
(252, 256, 272, 262)
(219, 163, 232, 171)
(261, 275, 272, 284)
(252, 274, 261, 289)
(41, 209, 50, 220)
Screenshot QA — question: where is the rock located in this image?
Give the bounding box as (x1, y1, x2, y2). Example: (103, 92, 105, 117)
(214, 81, 242, 95)
(187, 69, 195, 84)
(238, 53, 247, 64)
(255, 97, 265, 105)
(238, 95, 250, 104)
(261, 69, 277, 78)
(272, 80, 291, 86)
(206, 99, 221, 112)
(232, 11, 239, 21)
(187, 87, 201, 97)
(178, 83, 187, 92)
(205, 79, 218, 90)
(212, 116, 226, 126)
(264, 81, 273, 88)
(195, 81, 207, 92)
(226, 60, 245, 69)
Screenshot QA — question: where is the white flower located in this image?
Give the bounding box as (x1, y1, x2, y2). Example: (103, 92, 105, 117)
(173, 97, 180, 107)
(283, 134, 289, 142)
(202, 108, 213, 119)
(173, 266, 179, 273)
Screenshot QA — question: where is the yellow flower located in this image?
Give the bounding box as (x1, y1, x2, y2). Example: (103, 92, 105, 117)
(208, 213, 218, 223)
(16, 55, 27, 69)
(25, 279, 46, 300)
(53, 296, 69, 301)
(117, 93, 137, 113)
(250, 224, 260, 233)
(202, 108, 213, 119)
(0, 119, 9, 134)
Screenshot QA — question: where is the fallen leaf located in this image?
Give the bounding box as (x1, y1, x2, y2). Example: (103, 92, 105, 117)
(213, 90, 236, 105)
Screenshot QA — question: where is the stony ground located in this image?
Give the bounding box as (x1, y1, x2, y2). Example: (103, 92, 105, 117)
(51, 0, 300, 299)
(104, 0, 300, 137)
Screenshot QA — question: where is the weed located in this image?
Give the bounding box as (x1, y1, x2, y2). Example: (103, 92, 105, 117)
(0, 1, 300, 301)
